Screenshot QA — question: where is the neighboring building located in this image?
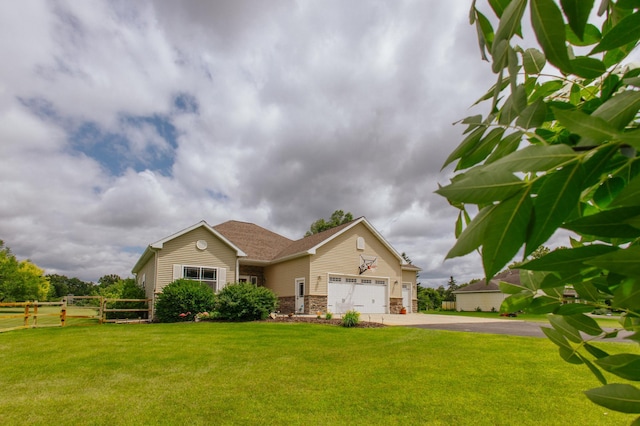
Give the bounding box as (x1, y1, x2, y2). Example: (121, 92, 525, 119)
(453, 269, 519, 312)
(132, 217, 421, 319)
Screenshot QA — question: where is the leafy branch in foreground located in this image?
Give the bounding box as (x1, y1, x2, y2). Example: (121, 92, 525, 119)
(438, 0, 640, 419)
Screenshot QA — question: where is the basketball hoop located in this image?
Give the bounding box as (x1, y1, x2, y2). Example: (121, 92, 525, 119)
(358, 255, 377, 275)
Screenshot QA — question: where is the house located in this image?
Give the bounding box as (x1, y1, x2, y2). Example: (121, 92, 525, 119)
(452, 269, 519, 312)
(132, 217, 420, 319)
(453, 269, 579, 312)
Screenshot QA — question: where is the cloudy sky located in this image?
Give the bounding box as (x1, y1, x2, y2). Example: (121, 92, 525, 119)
(0, 0, 508, 287)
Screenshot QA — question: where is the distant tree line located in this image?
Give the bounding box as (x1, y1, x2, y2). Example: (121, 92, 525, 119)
(0, 240, 143, 302)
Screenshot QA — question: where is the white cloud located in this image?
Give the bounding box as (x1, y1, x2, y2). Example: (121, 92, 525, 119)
(0, 0, 498, 283)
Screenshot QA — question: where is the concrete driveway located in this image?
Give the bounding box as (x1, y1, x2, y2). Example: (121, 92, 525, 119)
(362, 313, 633, 342)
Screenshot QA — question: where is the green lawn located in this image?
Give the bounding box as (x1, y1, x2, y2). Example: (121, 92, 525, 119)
(0, 322, 638, 425)
(423, 310, 623, 329)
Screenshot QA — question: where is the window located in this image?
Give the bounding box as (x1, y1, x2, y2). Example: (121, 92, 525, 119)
(361, 279, 372, 284)
(183, 266, 218, 292)
(346, 278, 357, 283)
(375, 280, 386, 285)
(329, 276, 342, 283)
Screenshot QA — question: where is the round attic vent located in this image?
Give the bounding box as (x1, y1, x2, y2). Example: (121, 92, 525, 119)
(196, 240, 208, 250)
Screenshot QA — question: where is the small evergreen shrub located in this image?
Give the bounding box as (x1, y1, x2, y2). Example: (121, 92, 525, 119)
(341, 310, 360, 328)
(215, 282, 278, 321)
(154, 279, 215, 323)
(325, 312, 333, 320)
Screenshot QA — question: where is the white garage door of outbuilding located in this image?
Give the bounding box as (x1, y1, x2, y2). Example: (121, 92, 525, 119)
(327, 275, 388, 314)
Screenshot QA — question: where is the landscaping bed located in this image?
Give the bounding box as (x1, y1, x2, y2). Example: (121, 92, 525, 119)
(264, 315, 386, 328)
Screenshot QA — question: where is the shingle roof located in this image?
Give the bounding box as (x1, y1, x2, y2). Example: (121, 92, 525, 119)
(213, 220, 294, 262)
(455, 269, 520, 293)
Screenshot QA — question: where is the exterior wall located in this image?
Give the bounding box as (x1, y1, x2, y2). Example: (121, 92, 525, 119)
(402, 269, 419, 311)
(455, 292, 508, 312)
(156, 227, 238, 293)
(264, 256, 309, 298)
(389, 297, 403, 314)
(238, 265, 265, 286)
(309, 222, 403, 299)
(306, 295, 328, 314)
(136, 253, 157, 302)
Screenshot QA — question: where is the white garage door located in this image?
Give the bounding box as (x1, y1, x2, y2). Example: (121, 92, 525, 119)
(327, 276, 388, 314)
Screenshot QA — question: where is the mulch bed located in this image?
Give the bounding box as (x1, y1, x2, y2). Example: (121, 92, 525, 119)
(264, 315, 386, 328)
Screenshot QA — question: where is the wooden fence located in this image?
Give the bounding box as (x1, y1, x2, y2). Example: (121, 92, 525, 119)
(0, 296, 151, 333)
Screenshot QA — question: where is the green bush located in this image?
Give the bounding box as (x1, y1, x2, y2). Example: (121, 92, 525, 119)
(325, 312, 333, 320)
(341, 310, 360, 328)
(154, 279, 215, 323)
(215, 283, 278, 321)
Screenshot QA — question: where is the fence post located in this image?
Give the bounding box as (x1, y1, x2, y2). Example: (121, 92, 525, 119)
(33, 301, 38, 327)
(61, 297, 67, 327)
(24, 303, 30, 328)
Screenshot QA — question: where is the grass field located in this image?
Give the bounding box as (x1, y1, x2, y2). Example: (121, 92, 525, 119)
(1, 322, 638, 425)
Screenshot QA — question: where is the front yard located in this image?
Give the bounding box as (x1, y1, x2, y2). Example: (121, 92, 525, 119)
(0, 322, 637, 425)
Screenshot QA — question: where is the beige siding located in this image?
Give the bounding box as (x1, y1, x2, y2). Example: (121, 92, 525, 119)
(136, 253, 157, 301)
(156, 227, 237, 292)
(265, 257, 309, 297)
(456, 292, 508, 312)
(310, 222, 403, 297)
(402, 270, 418, 304)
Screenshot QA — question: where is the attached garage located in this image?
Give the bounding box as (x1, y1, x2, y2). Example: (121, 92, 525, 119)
(327, 275, 388, 314)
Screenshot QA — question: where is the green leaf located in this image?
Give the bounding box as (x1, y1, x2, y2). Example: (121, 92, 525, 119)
(559, 346, 584, 364)
(549, 314, 583, 343)
(552, 107, 619, 143)
(458, 128, 506, 170)
(573, 280, 604, 302)
(522, 48, 546, 74)
(519, 269, 547, 291)
(569, 56, 606, 78)
(485, 131, 523, 164)
(435, 170, 525, 204)
(566, 23, 601, 46)
(486, 144, 576, 173)
(520, 245, 618, 272)
(530, 0, 573, 73)
(500, 290, 534, 312)
(592, 91, 640, 131)
(516, 98, 547, 129)
(556, 303, 597, 315)
(527, 295, 561, 314)
(560, 0, 594, 40)
(526, 161, 584, 255)
(585, 384, 640, 414)
(499, 280, 529, 294)
(610, 175, 640, 208)
(494, 0, 528, 45)
(590, 11, 640, 54)
(593, 176, 625, 209)
(442, 126, 487, 169)
(446, 205, 496, 259)
(596, 354, 640, 381)
(483, 189, 534, 278)
(584, 342, 610, 359)
(489, 0, 513, 18)
(530, 79, 564, 102)
(587, 247, 640, 278)
(580, 353, 608, 385)
(612, 278, 640, 310)
(563, 206, 640, 238)
(563, 313, 603, 335)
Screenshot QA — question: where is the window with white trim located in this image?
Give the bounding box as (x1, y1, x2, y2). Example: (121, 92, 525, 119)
(183, 266, 218, 292)
(361, 279, 372, 284)
(346, 278, 357, 283)
(375, 280, 386, 285)
(329, 276, 342, 283)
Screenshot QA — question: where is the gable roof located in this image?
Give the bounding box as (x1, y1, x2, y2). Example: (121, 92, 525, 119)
(272, 217, 407, 264)
(131, 220, 247, 273)
(454, 269, 520, 293)
(213, 220, 294, 263)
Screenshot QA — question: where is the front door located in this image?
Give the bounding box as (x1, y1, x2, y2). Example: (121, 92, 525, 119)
(295, 278, 305, 313)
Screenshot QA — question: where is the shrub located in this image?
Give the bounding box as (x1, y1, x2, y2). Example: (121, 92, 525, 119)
(475, 306, 482, 312)
(215, 282, 278, 321)
(325, 312, 333, 320)
(154, 279, 215, 323)
(341, 310, 360, 328)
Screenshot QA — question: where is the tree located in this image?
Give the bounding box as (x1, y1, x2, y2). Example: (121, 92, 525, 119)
(417, 286, 443, 311)
(48, 274, 96, 300)
(437, 0, 640, 417)
(305, 210, 354, 236)
(0, 241, 49, 302)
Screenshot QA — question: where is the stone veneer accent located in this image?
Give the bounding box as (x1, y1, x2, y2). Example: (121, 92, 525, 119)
(306, 295, 327, 314)
(278, 296, 295, 314)
(412, 300, 418, 313)
(389, 297, 403, 314)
